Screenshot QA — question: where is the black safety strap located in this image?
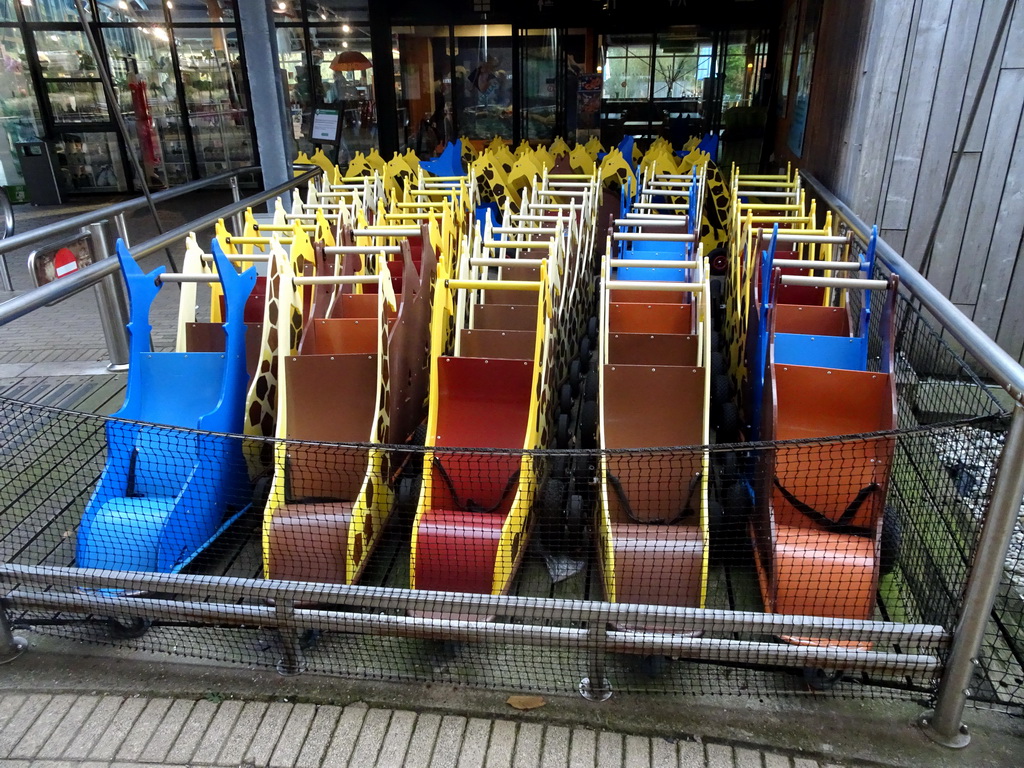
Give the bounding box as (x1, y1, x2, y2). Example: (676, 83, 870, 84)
(772, 476, 879, 536)
(433, 458, 520, 514)
(608, 471, 701, 525)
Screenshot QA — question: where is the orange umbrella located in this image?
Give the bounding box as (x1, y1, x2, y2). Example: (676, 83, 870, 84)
(330, 51, 372, 72)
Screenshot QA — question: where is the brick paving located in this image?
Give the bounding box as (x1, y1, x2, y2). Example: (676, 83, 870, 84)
(0, 693, 845, 768)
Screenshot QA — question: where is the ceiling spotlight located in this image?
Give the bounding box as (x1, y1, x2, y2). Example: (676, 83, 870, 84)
(119, 0, 128, 9)
(342, 24, 350, 33)
(342, 41, 348, 48)
(278, 2, 286, 10)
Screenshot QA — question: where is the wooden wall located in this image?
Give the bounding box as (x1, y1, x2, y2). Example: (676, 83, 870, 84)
(782, 0, 1024, 363)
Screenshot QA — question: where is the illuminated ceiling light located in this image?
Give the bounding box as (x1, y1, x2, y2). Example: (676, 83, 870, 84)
(342, 24, 350, 33)
(320, 11, 326, 20)
(152, 27, 169, 42)
(278, 2, 286, 9)
(746, 62, 753, 69)
(341, 41, 348, 48)
(596, 64, 603, 73)
(19, 0, 32, 6)
(119, 0, 128, 9)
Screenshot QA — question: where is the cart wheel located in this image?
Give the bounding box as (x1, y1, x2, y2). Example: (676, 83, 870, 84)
(584, 369, 599, 403)
(722, 480, 753, 525)
(108, 616, 152, 639)
(300, 628, 322, 650)
(541, 477, 567, 520)
(560, 383, 574, 415)
(556, 413, 571, 448)
(712, 449, 738, 484)
(587, 315, 599, 344)
(717, 402, 739, 442)
(548, 454, 569, 483)
(711, 374, 732, 419)
(568, 359, 582, 395)
(580, 400, 598, 448)
(708, 247, 729, 276)
(251, 475, 272, 507)
(803, 667, 843, 690)
(879, 505, 902, 577)
(707, 498, 725, 539)
(639, 654, 670, 678)
(427, 639, 461, 665)
(396, 473, 420, 511)
(711, 350, 726, 379)
(566, 493, 584, 533)
(572, 454, 595, 487)
(579, 338, 592, 372)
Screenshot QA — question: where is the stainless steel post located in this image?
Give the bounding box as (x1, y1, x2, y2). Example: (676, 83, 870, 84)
(88, 222, 130, 371)
(275, 598, 305, 677)
(920, 403, 1024, 747)
(0, 188, 14, 291)
(229, 176, 245, 236)
(0, 600, 28, 663)
(114, 212, 130, 248)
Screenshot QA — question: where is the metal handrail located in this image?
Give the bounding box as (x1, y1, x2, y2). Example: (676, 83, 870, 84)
(0, 168, 321, 328)
(801, 171, 1024, 402)
(0, 165, 262, 257)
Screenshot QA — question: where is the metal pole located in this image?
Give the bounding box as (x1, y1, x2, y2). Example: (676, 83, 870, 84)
(0, 600, 28, 663)
(275, 599, 305, 677)
(88, 222, 130, 371)
(920, 403, 1024, 747)
(114, 212, 130, 249)
(229, 176, 245, 237)
(0, 187, 14, 291)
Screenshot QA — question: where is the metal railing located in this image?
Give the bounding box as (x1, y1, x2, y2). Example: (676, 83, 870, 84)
(0, 169, 1020, 748)
(802, 172, 1024, 747)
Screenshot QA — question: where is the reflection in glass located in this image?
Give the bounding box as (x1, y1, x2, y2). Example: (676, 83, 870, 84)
(104, 25, 189, 187)
(176, 28, 253, 176)
(33, 30, 100, 78)
(54, 131, 127, 191)
(395, 26, 449, 157)
(46, 81, 109, 123)
(453, 25, 512, 142)
(0, 27, 42, 195)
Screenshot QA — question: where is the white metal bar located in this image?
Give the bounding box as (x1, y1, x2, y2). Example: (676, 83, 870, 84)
(157, 273, 218, 283)
(294, 274, 380, 286)
(612, 232, 695, 242)
(772, 259, 863, 270)
(760, 232, 850, 245)
(352, 228, 421, 237)
(779, 275, 888, 290)
(607, 280, 703, 292)
(324, 245, 402, 254)
(470, 257, 546, 266)
(608, 259, 698, 269)
(613, 218, 687, 227)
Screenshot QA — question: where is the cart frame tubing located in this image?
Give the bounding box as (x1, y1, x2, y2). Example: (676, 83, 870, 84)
(802, 171, 1024, 748)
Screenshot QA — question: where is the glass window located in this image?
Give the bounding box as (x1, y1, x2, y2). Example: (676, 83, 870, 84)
(307, 0, 368, 25)
(0, 27, 43, 195)
(312, 22, 375, 163)
(104, 25, 190, 187)
(0, 0, 16, 22)
(453, 24, 512, 142)
(168, 0, 233, 23)
(54, 131, 127, 191)
(175, 28, 253, 176)
(603, 37, 652, 101)
(276, 24, 310, 156)
(93, 0, 166, 24)
(33, 29, 100, 78)
(20, 0, 79, 23)
(394, 25, 449, 157)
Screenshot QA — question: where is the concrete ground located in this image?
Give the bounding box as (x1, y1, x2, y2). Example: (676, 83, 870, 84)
(1, 192, 1022, 766)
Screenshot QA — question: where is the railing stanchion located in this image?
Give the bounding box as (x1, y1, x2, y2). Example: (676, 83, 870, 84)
(229, 176, 244, 236)
(0, 599, 27, 663)
(920, 403, 1024, 747)
(88, 221, 130, 371)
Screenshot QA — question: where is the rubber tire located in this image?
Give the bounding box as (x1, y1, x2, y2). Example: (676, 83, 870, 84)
(712, 449, 738, 485)
(556, 413, 571, 448)
(587, 315, 599, 344)
(108, 616, 152, 639)
(560, 383, 574, 415)
(540, 478, 567, 525)
(579, 400, 598, 449)
(566, 493, 584, 534)
(584, 369, 599, 403)
(711, 374, 731, 423)
(879, 505, 902, 577)
(569, 359, 582, 395)
(717, 401, 740, 443)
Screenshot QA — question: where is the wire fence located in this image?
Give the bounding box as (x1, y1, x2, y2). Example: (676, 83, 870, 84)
(0, 280, 1018, 706)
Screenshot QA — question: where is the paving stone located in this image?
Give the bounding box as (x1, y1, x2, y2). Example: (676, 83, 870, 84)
(568, 727, 597, 768)
(190, 699, 244, 764)
(764, 756, 792, 768)
(735, 746, 765, 768)
(139, 698, 195, 763)
(376, 710, 417, 767)
(484, 719, 517, 768)
(243, 701, 293, 765)
(678, 738, 703, 765)
(113, 698, 173, 761)
(707, 742, 734, 768)
(513, 723, 544, 768)
(347, 707, 392, 767)
(34, 695, 101, 759)
(540, 725, 570, 768)
(793, 759, 820, 768)
(651, 737, 680, 768)
(165, 698, 219, 764)
(321, 702, 369, 767)
(62, 696, 125, 759)
(456, 717, 491, 768)
(624, 734, 652, 768)
(8, 693, 77, 759)
(595, 730, 624, 768)
(87, 696, 148, 760)
(0, 694, 28, 738)
(269, 701, 318, 768)
(215, 700, 269, 765)
(430, 714, 468, 768)
(294, 704, 343, 768)
(404, 712, 443, 768)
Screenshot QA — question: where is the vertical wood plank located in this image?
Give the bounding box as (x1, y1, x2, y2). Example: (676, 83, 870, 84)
(845, 0, 920, 220)
(952, 68, 1024, 305)
(901, 0, 984, 268)
(880, 0, 954, 232)
(994, 233, 1024, 363)
(921, 152, 982, 289)
(974, 107, 1024, 338)
(881, 228, 908, 254)
(1002, 0, 1024, 69)
(955, 0, 1014, 151)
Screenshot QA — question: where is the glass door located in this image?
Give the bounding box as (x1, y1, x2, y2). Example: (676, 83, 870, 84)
(515, 28, 587, 145)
